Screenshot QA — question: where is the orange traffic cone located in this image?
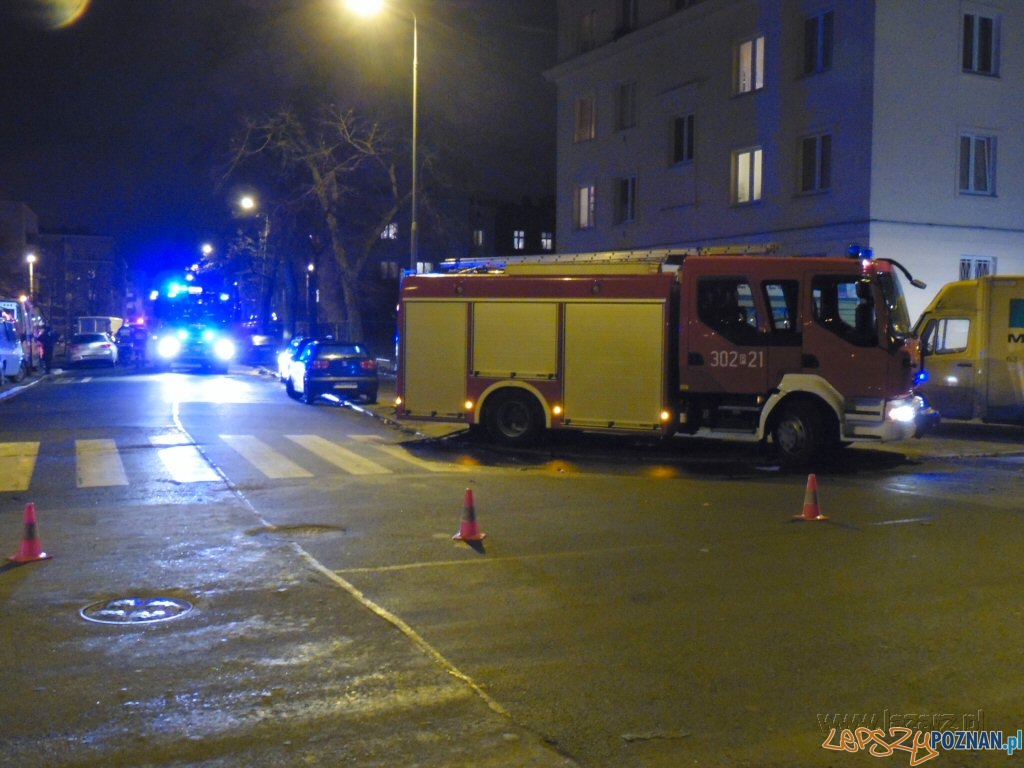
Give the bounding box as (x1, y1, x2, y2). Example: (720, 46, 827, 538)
(793, 474, 827, 521)
(453, 488, 486, 542)
(9, 502, 52, 563)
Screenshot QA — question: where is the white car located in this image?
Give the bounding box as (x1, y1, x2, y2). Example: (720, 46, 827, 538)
(67, 332, 118, 368)
(0, 320, 26, 382)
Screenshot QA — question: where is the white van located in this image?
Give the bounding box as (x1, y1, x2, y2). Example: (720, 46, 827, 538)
(0, 319, 27, 383)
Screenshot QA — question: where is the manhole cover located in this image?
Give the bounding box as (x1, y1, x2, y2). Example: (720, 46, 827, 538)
(80, 597, 193, 625)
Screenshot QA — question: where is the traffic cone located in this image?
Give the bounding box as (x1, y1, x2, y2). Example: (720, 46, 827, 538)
(453, 488, 486, 541)
(793, 474, 827, 521)
(9, 502, 52, 563)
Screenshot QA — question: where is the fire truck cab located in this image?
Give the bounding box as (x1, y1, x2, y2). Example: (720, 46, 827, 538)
(396, 250, 924, 468)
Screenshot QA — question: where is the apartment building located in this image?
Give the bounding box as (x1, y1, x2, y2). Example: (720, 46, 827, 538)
(545, 0, 1024, 318)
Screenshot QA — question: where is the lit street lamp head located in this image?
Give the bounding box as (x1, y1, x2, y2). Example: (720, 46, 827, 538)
(345, 0, 384, 17)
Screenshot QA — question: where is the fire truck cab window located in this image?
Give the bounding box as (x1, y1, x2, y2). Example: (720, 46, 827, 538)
(697, 277, 760, 344)
(763, 280, 799, 332)
(812, 276, 878, 347)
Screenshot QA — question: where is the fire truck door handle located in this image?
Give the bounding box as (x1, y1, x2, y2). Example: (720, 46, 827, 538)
(688, 352, 704, 365)
(801, 354, 819, 368)
(955, 363, 973, 368)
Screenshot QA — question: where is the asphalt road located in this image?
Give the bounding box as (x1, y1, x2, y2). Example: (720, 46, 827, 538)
(1, 364, 1022, 767)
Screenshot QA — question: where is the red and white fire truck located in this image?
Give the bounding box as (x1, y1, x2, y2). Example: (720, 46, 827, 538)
(395, 249, 927, 467)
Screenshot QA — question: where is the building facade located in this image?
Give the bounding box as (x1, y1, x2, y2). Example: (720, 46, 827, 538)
(545, 0, 1024, 319)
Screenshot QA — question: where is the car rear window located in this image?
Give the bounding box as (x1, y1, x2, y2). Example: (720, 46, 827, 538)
(318, 344, 366, 357)
(72, 334, 107, 344)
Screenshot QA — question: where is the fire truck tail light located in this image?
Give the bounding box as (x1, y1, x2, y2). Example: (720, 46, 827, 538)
(394, 396, 403, 407)
(659, 410, 671, 422)
(552, 404, 563, 416)
(464, 400, 474, 411)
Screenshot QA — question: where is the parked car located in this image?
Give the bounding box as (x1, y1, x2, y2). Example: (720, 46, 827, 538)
(66, 332, 118, 368)
(276, 335, 312, 382)
(0, 320, 27, 382)
(285, 340, 378, 404)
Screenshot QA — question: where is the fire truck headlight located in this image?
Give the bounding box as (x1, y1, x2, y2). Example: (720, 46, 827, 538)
(157, 336, 182, 359)
(213, 338, 236, 361)
(886, 398, 918, 423)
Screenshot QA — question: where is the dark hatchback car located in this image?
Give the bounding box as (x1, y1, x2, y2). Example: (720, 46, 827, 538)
(285, 340, 378, 405)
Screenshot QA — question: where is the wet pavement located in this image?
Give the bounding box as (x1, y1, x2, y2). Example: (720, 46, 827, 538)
(0, 366, 574, 768)
(1, 364, 1020, 767)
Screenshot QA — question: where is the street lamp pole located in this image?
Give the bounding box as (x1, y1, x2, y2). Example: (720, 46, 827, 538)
(26, 253, 36, 297)
(409, 10, 418, 273)
(25, 253, 36, 372)
(345, 0, 418, 273)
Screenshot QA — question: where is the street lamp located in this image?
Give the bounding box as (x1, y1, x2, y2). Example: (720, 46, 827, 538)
(306, 263, 318, 337)
(24, 254, 37, 372)
(345, 0, 418, 273)
(26, 252, 36, 298)
(238, 195, 272, 331)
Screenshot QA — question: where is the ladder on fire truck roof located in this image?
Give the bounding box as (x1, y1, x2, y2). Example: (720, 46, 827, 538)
(437, 243, 779, 275)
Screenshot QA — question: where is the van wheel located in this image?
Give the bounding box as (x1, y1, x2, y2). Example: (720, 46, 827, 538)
(773, 402, 827, 471)
(484, 390, 543, 446)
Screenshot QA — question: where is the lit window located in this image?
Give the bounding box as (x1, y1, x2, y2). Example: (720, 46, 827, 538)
(736, 35, 765, 94)
(472, 229, 484, 247)
(613, 175, 637, 224)
(963, 12, 999, 75)
(574, 184, 595, 229)
(513, 230, 525, 250)
(615, 81, 636, 131)
(803, 11, 833, 74)
(959, 133, 995, 195)
(541, 232, 553, 250)
(380, 222, 398, 240)
(574, 94, 596, 142)
(799, 133, 831, 193)
(732, 147, 763, 204)
(672, 113, 695, 164)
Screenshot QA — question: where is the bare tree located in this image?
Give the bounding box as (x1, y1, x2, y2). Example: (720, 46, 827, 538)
(227, 105, 404, 342)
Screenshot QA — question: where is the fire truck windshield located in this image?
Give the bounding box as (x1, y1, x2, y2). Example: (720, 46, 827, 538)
(877, 271, 912, 337)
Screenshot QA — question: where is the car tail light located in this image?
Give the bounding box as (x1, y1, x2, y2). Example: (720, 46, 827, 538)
(312, 360, 330, 370)
(360, 359, 377, 371)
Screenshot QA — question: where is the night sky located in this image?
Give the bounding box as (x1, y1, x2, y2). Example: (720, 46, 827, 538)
(0, 0, 558, 271)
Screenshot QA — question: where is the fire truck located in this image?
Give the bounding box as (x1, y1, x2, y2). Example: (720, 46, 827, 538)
(148, 274, 241, 374)
(395, 249, 927, 467)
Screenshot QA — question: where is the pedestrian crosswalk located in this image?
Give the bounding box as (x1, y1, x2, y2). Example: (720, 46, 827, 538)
(0, 433, 465, 491)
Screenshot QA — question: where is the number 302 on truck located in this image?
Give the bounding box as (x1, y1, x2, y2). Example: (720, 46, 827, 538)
(395, 250, 928, 469)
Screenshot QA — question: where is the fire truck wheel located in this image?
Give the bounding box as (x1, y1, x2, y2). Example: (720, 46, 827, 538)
(772, 401, 825, 470)
(484, 390, 543, 446)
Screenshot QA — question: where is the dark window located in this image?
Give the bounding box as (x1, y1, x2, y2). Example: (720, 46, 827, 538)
(803, 11, 834, 74)
(672, 114, 695, 164)
(963, 12, 998, 74)
(799, 133, 832, 192)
